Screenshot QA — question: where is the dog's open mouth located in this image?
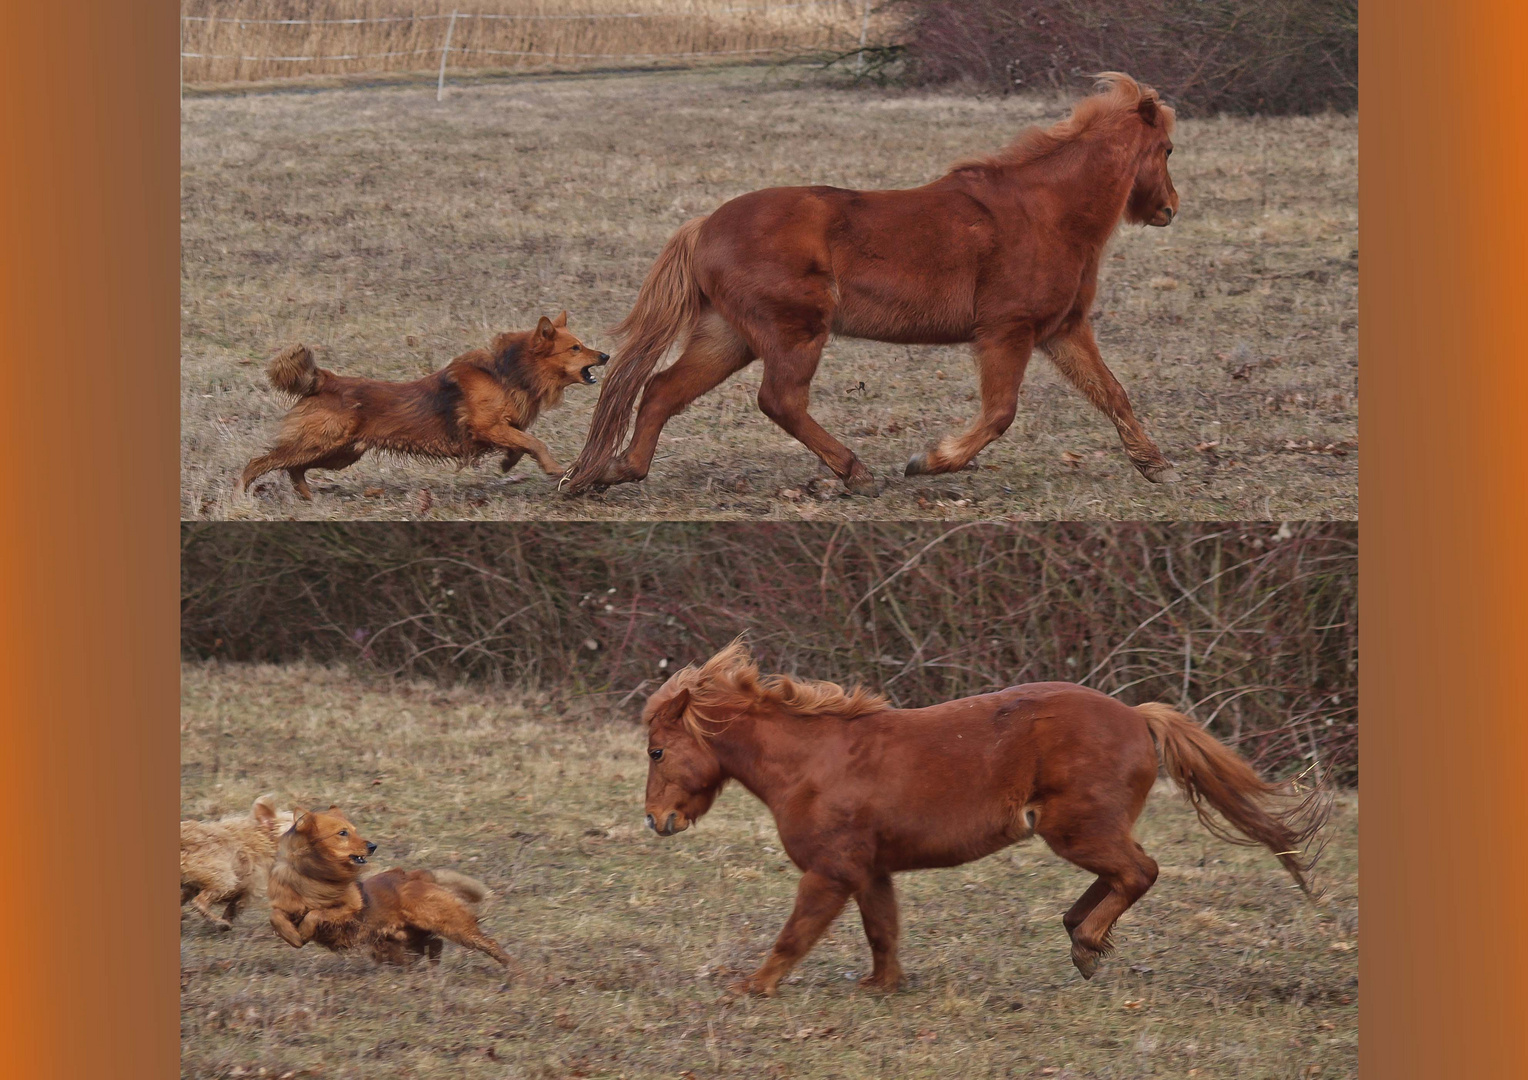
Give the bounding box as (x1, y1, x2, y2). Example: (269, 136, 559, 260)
(580, 365, 599, 385)
(350, 854, 368, 865)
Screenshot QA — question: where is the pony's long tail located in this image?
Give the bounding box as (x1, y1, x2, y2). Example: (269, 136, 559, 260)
(429, 869, 490, 905)
(1137, 702, 1330, 898)
(563, 216, 708, 491)
(266, 344, 325, 398)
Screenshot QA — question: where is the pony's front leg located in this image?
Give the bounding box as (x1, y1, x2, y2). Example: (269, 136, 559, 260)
(756, 339, 879, 496)
(731, 871, 851, 997)
(906, 328, 1032, 476)
(1040, 322, 1178, 483)
(854, 873, 904, 991)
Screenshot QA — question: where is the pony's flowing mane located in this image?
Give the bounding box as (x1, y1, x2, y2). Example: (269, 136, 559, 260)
(951, 72, 1175, 175)
(668, 639, 887, 736)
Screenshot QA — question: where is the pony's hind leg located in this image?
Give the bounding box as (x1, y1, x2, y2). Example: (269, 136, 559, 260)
(906, 328, 1033, 477)
(597, 307, 755, 486)
(1041, 322, 1177, 483)
(733, 870, 852, 996)
(854, 873, 903, 991)
(1042, 824, 1159, 979)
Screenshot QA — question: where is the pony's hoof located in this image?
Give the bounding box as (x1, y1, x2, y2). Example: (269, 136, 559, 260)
(858, 972, 903, 993)
(1140, 462, 1181, 484)
(727, 976, 777, 998)
(843, 470, 881, 497)
(1070, 944, 1101, 980)
(904, 452, 934, 477)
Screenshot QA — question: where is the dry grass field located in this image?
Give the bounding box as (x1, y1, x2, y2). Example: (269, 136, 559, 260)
(180, 662, 1358, 1079)
(181, 66, 1357, 521)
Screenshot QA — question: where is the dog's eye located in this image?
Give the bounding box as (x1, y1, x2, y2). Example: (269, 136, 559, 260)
(649, 747, 663, 761)
(338, 830, 347, 836)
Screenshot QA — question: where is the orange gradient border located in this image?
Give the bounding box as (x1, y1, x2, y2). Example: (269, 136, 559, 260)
(1362, 0, 1528, 1077)
(0, 1, 180, 1077)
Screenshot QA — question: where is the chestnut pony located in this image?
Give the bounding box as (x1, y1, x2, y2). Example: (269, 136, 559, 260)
(642, 642, 1327, 996)
(568, 73, 1180, 495)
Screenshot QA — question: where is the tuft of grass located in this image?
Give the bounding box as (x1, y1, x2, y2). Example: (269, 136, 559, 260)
(180, 65, 1357, 522)
(181, 661, 1357, 1079)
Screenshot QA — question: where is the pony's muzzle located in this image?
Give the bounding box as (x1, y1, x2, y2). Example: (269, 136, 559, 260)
(646, 811, 682, 836)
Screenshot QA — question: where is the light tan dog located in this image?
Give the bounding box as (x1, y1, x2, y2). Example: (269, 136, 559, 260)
(266, 805, 513, 971)
(180, 794, 294, 930)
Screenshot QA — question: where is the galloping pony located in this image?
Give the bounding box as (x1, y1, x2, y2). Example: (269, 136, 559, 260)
(642, 641, 1327, 996)
(568, 73, 1181, 495)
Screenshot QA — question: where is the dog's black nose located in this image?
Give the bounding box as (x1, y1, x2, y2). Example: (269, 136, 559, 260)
(366, 842, 378, 854)
(598, 352, 610, 362)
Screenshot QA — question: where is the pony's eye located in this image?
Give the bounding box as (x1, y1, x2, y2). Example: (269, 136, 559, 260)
(649, 747, 664, 761)
(1165, 147, 1173, 157)
(572, 345, 581, 351)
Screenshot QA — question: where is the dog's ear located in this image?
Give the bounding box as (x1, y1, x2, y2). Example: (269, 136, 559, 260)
(292, 807, 312, 833)
(252, 794, 277, 823)
(536, 315, 556, 341)
(327, 803, 340, 811)
(553, 310, 568, 328)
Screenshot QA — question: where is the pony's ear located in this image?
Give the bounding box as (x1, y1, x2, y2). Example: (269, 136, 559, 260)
(660, 687, 691, 722)
(1138, 94, 1160, 127)
(553, 310, 568, 328)
(537, 315, 556, 340)
(251, 795, 277, 824)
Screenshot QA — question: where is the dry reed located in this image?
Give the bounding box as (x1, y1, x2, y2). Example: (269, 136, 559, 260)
(180, 0, 878, 82)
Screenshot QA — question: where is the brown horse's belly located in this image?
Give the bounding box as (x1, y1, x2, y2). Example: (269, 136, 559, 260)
(829, 305, 973, 346)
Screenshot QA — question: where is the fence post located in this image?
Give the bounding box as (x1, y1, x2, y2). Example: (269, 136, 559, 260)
(436, 12, 458, 101)
(855, 0, 870, 76)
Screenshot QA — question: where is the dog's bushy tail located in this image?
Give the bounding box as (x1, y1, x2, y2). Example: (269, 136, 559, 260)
(430, 869, 490, 905)
(563, 216, 708, 491)
(267, 344, 324, 397)
(1137, 702, 1331, 898)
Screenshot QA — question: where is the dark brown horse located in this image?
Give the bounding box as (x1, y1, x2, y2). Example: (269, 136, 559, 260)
(642, 642, 1326, 996)
(568, 73, 1181, 495)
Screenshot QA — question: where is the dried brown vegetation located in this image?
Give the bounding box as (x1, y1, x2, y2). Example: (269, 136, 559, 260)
(180, 0, 874, 84)
(893, 0, 1358, 115)
(180, 521, 1357, 782)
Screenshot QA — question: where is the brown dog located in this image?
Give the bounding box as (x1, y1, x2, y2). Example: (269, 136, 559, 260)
(240, 312, 609, 499)
(180, 794, 294, 930)
(266, 806, 513, 972)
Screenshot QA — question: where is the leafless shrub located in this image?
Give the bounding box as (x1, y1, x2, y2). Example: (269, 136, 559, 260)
(181, 522, 1356, 780)
(889, 0, 1358, 115)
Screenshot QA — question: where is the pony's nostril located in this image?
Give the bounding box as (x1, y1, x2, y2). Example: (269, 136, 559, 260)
(645, 813, 656, 831)
(665, 812, 677, 834)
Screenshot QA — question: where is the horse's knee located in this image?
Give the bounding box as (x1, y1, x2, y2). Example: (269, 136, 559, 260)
(1124, 856, 1158, 898)
(987, 400, 1018, 436)
(756, 384, 792, 424)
